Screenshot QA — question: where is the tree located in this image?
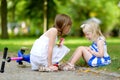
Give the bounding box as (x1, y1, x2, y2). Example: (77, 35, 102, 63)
(1, 0, 9, 39)
(22, 0, 57, 33)
(8, 0, 19, 23)
(55, 0, 120, 36)
(43, 0, 47, 32)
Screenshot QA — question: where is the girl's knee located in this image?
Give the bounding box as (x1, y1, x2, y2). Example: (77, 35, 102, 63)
(77, 46, 85, 50)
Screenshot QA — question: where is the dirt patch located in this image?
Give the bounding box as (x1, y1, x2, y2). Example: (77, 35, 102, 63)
(0, 52, 120, 80)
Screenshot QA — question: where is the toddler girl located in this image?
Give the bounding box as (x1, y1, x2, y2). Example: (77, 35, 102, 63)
(61, 22, 111, 71)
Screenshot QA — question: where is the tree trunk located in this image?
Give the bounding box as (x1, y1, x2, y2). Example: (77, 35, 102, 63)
(43, 0, 48, 33)
(1, 0, 9, 39)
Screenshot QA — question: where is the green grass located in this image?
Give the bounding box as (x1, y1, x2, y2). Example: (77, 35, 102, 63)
(0, 37, 120, 73)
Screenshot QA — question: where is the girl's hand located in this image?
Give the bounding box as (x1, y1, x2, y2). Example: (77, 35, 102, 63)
(48, 65, 58, 71)
(86, 47, 91, 52)
(86, 47, 94, 54)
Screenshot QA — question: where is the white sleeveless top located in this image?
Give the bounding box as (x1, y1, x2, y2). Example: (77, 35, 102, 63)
(30, 35, 50, 57)
(30, 34, 70, 66)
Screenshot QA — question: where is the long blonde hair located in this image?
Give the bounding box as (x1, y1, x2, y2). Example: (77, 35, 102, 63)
(81, 22, 105, 41)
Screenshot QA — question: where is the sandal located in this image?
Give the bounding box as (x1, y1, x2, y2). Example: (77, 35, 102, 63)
(39, 66, 53, 72)
(61, 63, 75, 71)
(39, 66, 58, 72)
(58, 63, 67, 70)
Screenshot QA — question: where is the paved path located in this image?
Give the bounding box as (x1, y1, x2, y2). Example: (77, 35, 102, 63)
(0, 54, 120, 80)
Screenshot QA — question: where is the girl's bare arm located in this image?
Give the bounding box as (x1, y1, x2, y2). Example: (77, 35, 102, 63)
(88, 40, 104, 57)
(47, 28, 58, 66)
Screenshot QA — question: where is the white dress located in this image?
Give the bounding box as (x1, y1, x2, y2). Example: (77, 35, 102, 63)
(30, 35, 70, 70)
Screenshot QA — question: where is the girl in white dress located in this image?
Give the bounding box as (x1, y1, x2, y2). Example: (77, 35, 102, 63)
(61, 22, 111, 71)
(30, 14, 72, 71)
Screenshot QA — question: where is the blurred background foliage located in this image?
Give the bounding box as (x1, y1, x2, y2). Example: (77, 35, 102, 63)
(0, 0, 120, 38)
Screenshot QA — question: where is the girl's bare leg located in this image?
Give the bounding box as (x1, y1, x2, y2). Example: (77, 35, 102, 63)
(69, 46, 93, 65)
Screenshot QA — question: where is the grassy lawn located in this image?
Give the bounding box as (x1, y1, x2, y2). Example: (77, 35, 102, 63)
(0, 37, 120, 73)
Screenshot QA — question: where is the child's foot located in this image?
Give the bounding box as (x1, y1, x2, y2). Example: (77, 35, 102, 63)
(58, 63, 67, 70)
(60, 63, 75, 71)
(39, 66, 52, 72)
(39, 66, 58, 72)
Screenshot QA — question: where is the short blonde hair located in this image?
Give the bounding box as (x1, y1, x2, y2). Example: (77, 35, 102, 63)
(80, 22, 105, 41)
